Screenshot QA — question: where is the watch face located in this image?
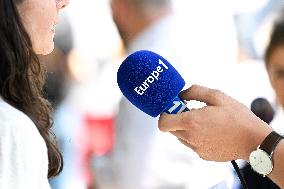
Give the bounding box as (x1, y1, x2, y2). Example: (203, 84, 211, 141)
(249, 149, 273, 176)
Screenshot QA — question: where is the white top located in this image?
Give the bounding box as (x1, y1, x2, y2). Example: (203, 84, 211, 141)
(0, 97, 50, 189)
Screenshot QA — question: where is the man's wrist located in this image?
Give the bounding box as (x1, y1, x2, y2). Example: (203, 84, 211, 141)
(244, 125, 272, 161)
(273, 139, 284, 168)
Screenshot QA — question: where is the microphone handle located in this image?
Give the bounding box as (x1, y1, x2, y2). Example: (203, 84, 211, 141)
(182, 107, 190, 112)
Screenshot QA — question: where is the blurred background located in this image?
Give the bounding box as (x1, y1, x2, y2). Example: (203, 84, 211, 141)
(42, 0, 284, 188)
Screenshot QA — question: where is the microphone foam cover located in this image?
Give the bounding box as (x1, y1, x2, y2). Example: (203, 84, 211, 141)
(117, 50, 185, 117)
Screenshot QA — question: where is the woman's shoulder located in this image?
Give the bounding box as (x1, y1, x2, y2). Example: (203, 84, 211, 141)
(0, 98, 50, 188)
(0, 97, 41, 139)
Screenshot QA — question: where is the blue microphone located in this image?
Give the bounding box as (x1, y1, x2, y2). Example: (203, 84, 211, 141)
(117, 50, 188, 117)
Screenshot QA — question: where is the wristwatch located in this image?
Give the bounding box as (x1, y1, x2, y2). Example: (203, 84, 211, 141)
(249, 131, 283, 177)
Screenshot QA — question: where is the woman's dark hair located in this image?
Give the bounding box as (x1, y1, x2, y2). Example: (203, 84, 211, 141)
(265, 15, 284, 66)
(0, 0, 63, 178)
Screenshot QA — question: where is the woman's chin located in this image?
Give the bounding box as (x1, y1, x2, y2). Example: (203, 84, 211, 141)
(35, 43, 54, 55)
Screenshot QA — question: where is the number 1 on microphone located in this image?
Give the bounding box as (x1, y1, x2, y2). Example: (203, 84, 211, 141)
(165, 96, 188, 114)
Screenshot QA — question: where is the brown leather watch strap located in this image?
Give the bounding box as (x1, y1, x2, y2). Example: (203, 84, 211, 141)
(259, 131, 283, 155)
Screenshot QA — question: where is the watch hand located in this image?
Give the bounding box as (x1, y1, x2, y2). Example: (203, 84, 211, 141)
(255, 161, 261, 167)
(252, 156, 261, 167)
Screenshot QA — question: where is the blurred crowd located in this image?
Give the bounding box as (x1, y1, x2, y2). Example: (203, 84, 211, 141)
(41, 0, 284, 189)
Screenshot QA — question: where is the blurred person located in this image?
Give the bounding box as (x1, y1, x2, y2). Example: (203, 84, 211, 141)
(94, 0, 232, 189)
(0, 0, 68, 188)
(234, 0, 283, 59)
(267, 12, 284, 136)
(265, 13, 284, 112)
(232, 12, 284, 189)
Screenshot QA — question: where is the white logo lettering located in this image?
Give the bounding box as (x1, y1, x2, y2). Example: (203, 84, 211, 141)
(134, 87, 144, 95)
(159, 59, 168, 69)
(147, 76, 155, 83)
(134, 59, 168, 95)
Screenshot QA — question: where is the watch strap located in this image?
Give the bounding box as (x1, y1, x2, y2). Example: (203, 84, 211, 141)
(259, 131, 283, 155)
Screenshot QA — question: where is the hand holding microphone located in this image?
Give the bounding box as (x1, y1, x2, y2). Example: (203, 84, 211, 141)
(159, 85, 272, 162)
(117, 50, 271, 162)
(117, 50, 284, 188)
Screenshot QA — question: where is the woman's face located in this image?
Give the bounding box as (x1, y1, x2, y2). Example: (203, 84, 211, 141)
(267, 45, 284, 108)
(16, 0, 69, 55)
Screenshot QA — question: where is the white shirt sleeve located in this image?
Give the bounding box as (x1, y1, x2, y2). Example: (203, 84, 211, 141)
(0, 101, 51, 189)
